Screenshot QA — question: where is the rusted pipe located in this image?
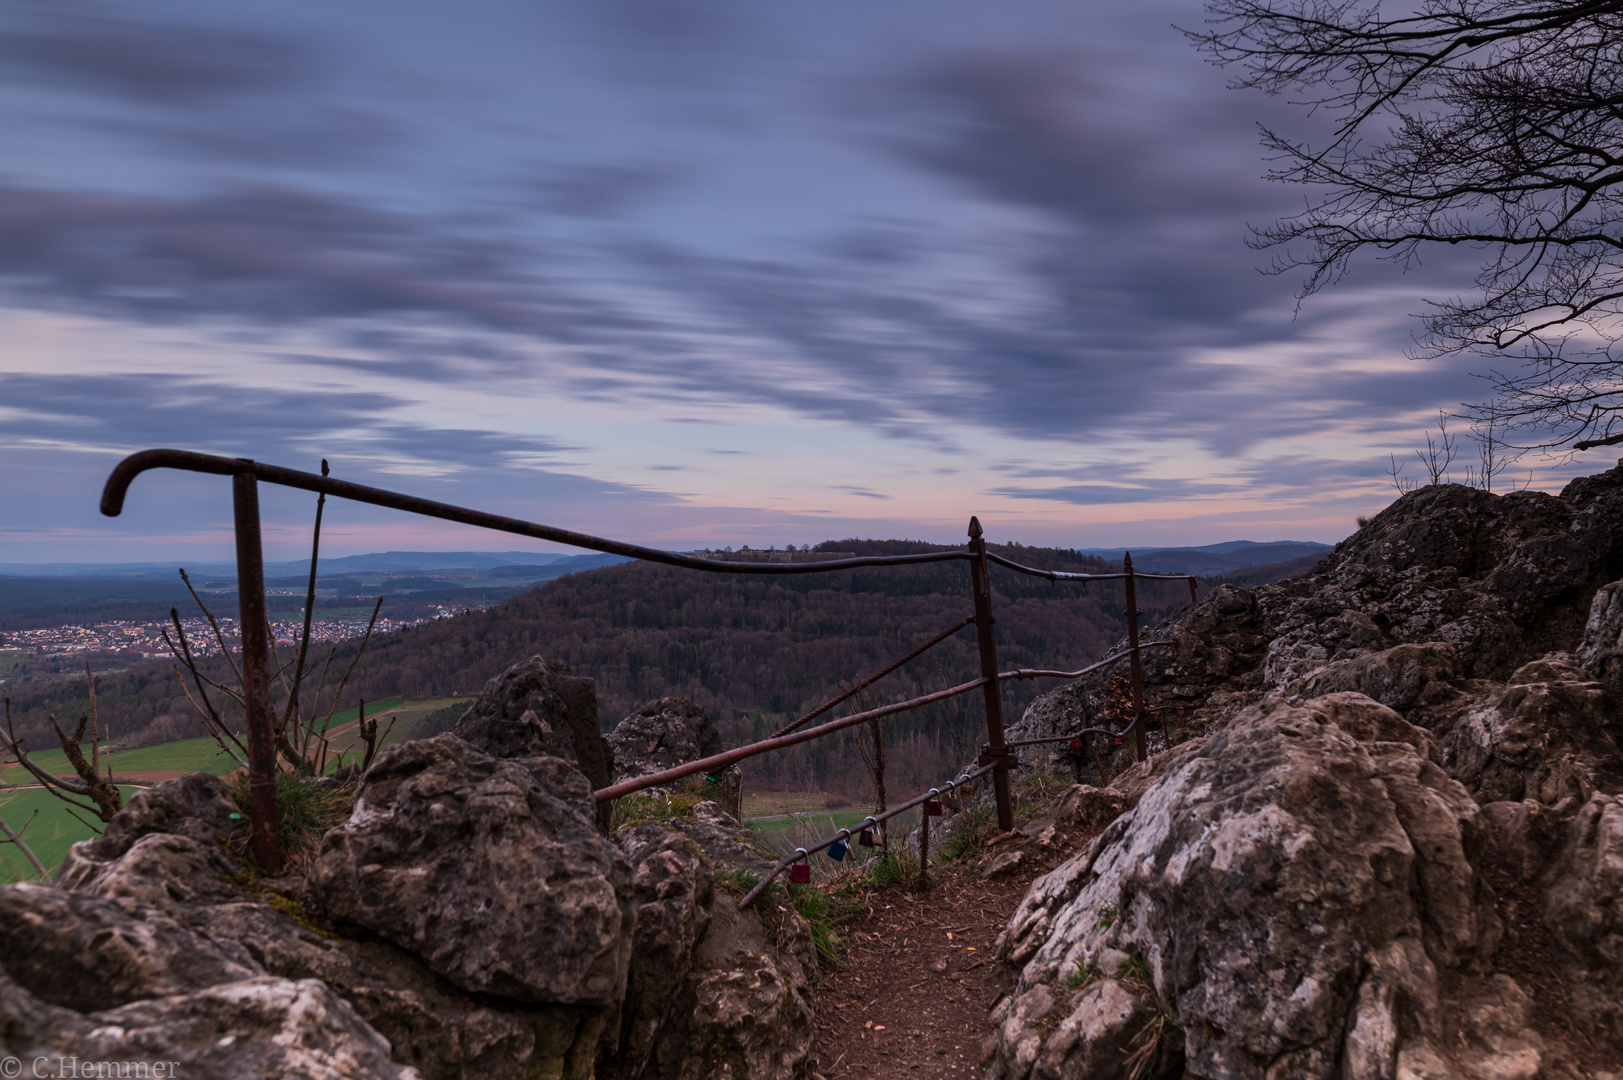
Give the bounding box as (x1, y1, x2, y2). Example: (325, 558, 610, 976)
(232, 469, 282, 874)
(593, 677, 989, 803)
(769, 615, 975, 738)
(738, 764, 993, 908)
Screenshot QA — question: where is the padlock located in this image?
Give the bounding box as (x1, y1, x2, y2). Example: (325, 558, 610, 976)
(828, 839, 848, 862)
(789, 861, 811, 884)
(857, 828, 877, 847)
(944, 796, 961, 812)
(1069, 739, 1082, 751)
(1114, 737, 1124, 745)
(957, 784, 974, 798)
(926, 798, 943, 817)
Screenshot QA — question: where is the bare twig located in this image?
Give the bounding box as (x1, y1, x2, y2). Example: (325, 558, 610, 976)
(284, 459, 329, 738)
(177, 569, 243, 687)
(45, 711, 122, 822)
(0, 805, 49, 881)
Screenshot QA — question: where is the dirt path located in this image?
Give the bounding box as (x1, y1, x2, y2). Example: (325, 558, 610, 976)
(811, 841, 1075, 1079)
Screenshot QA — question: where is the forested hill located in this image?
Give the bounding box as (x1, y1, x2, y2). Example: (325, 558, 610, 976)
(5, 539, 1195, 796)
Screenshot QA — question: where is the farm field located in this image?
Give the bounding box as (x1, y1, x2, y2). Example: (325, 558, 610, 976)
(0, 785, 143, 883)
(0, 734, 242, 783)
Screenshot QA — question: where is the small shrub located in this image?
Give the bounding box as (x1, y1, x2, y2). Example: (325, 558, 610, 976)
(866, 847, 920, 889)
(227, 772, 352, 866)
(939, 804, 997, 862)
(1115, 952, 1152, 988)
(610, 789, 706, 831)
(1065, 960, 1102, 990)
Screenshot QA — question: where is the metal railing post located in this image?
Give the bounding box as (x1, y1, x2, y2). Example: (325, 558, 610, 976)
(1123, 551, 1149, 764)
(233, 467, 282, 873)
(968, 516, 1014, 832)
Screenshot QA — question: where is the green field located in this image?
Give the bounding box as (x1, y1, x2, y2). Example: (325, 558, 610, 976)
(0, 785, 143, 884)
(319, 697, 469, 763)
(2, 735, 243, 780)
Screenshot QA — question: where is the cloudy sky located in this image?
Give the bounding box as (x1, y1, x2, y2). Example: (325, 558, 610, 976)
(0, 0, 1582, 562)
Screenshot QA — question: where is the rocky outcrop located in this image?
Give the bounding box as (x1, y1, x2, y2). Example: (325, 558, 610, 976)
(452, 655, 615, 828)
(989, 692, 1610, 1080)
(312, 734, 634, 1010)
(1010, 470, 1623, 756)
(0, 965, 419, 1080)
(614, 824, 715, 1076)
(8, 708, 815, 1080)
(1544, 793, 1623, 1051)
(607, 697, 744, 822)
(638, 892, 818, 1080)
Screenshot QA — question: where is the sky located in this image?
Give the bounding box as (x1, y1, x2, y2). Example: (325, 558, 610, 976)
(0, 0, 1599, 563)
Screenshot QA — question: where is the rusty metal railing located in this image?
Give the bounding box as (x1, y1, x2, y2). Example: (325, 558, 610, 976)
(100, 448, 1198, 872)
(738, 763, 994, 908)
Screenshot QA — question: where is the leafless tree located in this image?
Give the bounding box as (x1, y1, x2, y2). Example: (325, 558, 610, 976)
(161, 461, 385, 778)
(847, 678, 889, 849)
(1385, 453, 1415, 493)
(1417, 410, 1458, 485)
(0, 795, 49, 881)
(1190, 1, 1623, 450)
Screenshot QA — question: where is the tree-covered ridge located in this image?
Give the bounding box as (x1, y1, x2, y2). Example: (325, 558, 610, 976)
(5, 539, 1193, 797)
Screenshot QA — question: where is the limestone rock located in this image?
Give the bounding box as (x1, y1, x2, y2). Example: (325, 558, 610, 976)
(451, 655, 615, 827)
(614, 823, 715, 1076)
(1544, 793, 1623, 1049)
(57, 768, 238, 870)
(1010, 469, 1623, 752)
(1441, 666, 1623, 805)
(995, 695, 1502, 1080)
(0, 882, 261, 1012)
(608, 697, 743, 822)
(185, 899, 585, 1080)
(676, 799, 775, 875)
(0, 966, 418, 1080)
(311, 734, 634, 1009)
(646, 895, 817, 1080)
(1282, 641, 1460, 715)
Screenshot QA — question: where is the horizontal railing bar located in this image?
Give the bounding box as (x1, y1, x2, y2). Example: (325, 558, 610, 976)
(769, 614, 976, 738)
(738, 763, 995, 908)
(983, 551, 1197, 583)
(601, 641, 1177, 804)
(101, 450, 975, 576)
(593, 676, 990, 803)
(995, 640, 1175, 684)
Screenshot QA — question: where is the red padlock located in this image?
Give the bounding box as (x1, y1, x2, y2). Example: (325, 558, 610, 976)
(1069, 739, 1082, 750)
(1113, 737, 1124, 745)
(926, 798, 943, 817)
(789, 862, 811, 885)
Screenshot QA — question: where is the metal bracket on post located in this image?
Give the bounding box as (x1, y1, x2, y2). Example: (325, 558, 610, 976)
(233, 467, 282, 874)
(968, 516, 1014, 832)
(1123, 551, 1149, 764)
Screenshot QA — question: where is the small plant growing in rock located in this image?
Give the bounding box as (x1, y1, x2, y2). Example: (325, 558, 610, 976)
(226, 771, 351, 867)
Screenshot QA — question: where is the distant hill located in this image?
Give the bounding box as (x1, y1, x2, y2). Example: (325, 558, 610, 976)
(0, 550, 601, 579)
(4, 539, 1199, 800)
(1075, 541, 1331, 576)
(1205, 553, 1327, 588)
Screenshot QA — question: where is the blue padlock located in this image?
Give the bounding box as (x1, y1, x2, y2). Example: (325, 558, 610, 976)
(827, 839, 848, 862)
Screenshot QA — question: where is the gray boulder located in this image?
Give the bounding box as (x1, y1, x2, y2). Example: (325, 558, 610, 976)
(645, 895, 818, 1080)
(0, 883, 259, 1012)
(607, 697, 743, 822)
(1009, 469, 1623, 754)
(613, 824, 716, 1076)
(1544, 792, 1623, 1050)
(0, 966, 417, 1080)
(311, 734, 634, 1011)
(1440, 659, 1623, 805)
(451, 655, 615, 827)
(991, 693, 1547, 1080)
